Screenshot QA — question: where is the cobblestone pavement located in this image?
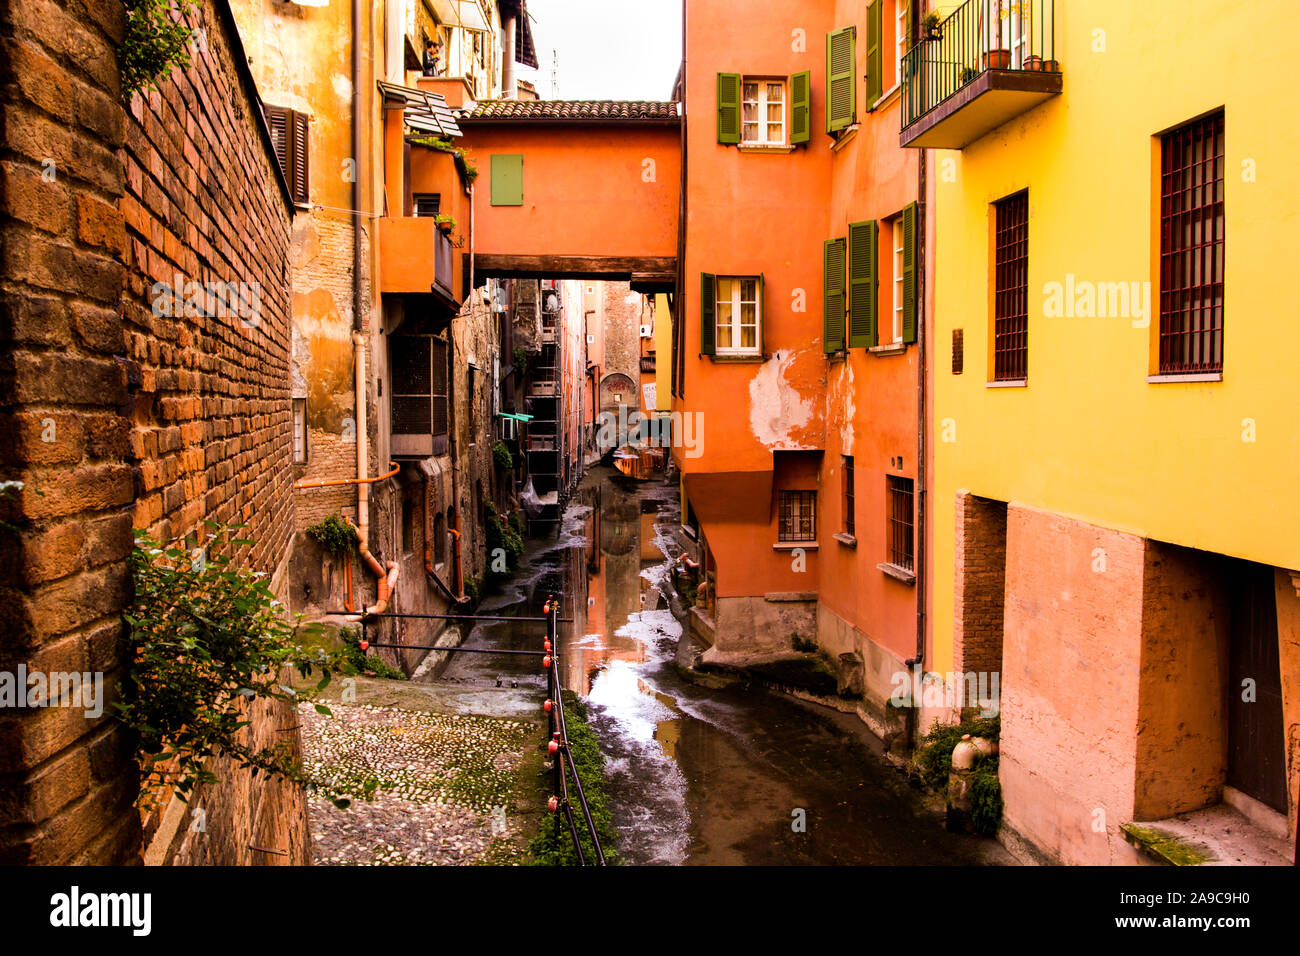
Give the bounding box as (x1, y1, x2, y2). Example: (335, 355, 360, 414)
(298, 701, 538, 865)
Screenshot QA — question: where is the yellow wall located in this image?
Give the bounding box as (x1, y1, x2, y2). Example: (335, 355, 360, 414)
(654, 293, 672, 413)
(932, 0, 1300, 672)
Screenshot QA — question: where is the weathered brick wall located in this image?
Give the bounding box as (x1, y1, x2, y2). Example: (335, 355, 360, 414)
(0, 0, 307, 864)
(952, 492, 1007, 679)
(0, 0, 140, 865)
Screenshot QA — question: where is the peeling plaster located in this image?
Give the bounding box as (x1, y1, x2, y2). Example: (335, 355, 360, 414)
(748, 349, 815, 450)
(827, 360, 856, 455)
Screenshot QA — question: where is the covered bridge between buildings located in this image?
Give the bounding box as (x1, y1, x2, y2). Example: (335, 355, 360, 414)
(457, 100, 682, 292)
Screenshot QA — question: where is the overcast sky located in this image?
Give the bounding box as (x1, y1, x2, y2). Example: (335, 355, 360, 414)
(516, 0, 682, 101)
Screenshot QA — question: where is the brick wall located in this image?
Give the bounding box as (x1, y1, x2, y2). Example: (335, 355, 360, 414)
(952, 492, 1007, 679)
(0, 0, 305, 864)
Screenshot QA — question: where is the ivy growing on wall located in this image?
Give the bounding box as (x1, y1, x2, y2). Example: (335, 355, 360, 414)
(121, 0, 197, 98)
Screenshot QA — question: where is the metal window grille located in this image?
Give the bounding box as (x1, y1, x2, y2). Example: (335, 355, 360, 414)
(843, 457, 855, 535)
(887, 476, 915, 571)
(993, 190, 1029, 381)
(1159, 111, 1225, 373)
(779, 490, 817, 543)
(292, 398, 307, 463)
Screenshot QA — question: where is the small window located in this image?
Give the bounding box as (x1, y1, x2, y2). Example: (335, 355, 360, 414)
(742, 78, 786, 145)
(413, 193, 441, 217)
(992, 190, 1029, 381)
(715, 276, 761, 355)
(265, 105, 309, 206)
(779, 490, 817, 543)
(890, 213, 905, 344)
(842, 457, 855, 535)
(1159, 110, 1225, 374)
(292, 398, 307, 463)
(894, 0, 910, 89)
(886, 476, 914, 571)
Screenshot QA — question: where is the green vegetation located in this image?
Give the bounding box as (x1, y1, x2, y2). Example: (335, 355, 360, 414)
(306, 513, 359, 557)
(339, 626, 406, 681)
(492, 440, 514, 473)
(528, 692, 619, 866)
(117, 524, 365, 808)
(1119, 824, 1211, 866)
(464, 573, 482, 605)
(410, 134, 478, 186)
(513, 346, 528, 377)
(969, 756, 1003, 837)
(122, 0, 197, 97)
(915, 713, 1003, 836)
(485, 502, 525, 576)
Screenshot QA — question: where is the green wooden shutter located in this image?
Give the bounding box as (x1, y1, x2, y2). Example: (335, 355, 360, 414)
(823, 239, 846, 353)
(700, 273, 716, 356)
(901, 202, 918, 344)
(826, 27, 855, 133)
(717, 73, 741, 145)
(866, 1, 883, 106)
(790, 71, 811, 144)
(848, 220, 878, 348)
(758, 272, 766, 355)
(490, 154, 523, 206)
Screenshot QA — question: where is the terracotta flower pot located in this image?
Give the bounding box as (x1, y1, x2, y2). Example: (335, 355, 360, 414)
(984, 49, 1012, 70)
(1022, 55, 1060, 72)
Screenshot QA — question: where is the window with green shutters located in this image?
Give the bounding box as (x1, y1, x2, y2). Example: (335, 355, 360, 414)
(826, 27, 855, 133)
(717, 73, 741, 144)
(700, 272, 716, 355)
(702, 273, 764, 358)
(901, 202, 917, 344)
(865, 1, 883, 106)
(824, 238, 847, 353)
(848, 221, 878, 348)
(490, 154, 523, 206)
(790, 71, 811, 144)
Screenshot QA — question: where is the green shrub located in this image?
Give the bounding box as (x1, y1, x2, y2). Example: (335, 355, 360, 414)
(513, 346, 528, 377)
(485, 503, 524, 574)
(339, 626, 406, 681)
(306, 513, 358, 557)
(969, 757, 1004, 836)
(493, 441, 513, 472)
(122, 0, 197, 97)
(117, 524, 370, 808)
(915, 714, 1000, 790)
(528, 692, 619, 866)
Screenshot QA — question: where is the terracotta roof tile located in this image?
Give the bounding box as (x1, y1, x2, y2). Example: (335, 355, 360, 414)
(461, 100, 680, 123)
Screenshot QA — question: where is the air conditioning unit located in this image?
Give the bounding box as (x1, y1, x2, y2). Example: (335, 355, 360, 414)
(639, 324, 653, 338)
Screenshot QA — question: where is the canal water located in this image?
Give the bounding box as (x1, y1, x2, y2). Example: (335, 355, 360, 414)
(437, 467, 1007, 866)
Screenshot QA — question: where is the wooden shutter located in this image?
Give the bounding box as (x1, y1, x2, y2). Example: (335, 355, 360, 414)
(700, 273, 716, 356)
(758, 272, 766, 355)
(901, 202, 917, 344)
(717, 73, 741, 145)
(826, 27, 855, 133)
(866, 1, 883, 106)
(823, 239, 846, 353)
(291, 110, 310, 205)
(391, 336, 434, 458)
(790, 71, 811, 145)
(848, 220, 878, 348)
(265, 104, 289, 179)
(490, 154, 524, 206)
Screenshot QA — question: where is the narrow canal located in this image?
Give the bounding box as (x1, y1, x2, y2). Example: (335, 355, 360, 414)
(437, 467, 1008, 866)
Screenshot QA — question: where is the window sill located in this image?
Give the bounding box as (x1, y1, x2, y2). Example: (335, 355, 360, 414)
(773, 541, 818, 551)
(830, 125, 859, 152)
(738, 144, 796, 154)
(708, 352, 766, 363)
(869, 342, 907, 356)
(825, 349, 848, 363)
(1147, 372, 1223, 384)
(870, 83, 901, 113)
(986, 379, 1027, 388)
(833, 532, 857, 548)
(878, 562, 916, 585)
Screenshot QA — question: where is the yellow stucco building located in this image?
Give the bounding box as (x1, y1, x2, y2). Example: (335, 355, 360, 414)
(913, 0, 1300, 864)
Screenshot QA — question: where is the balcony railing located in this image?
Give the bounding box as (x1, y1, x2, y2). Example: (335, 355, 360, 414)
(901, 0, 1060, 148)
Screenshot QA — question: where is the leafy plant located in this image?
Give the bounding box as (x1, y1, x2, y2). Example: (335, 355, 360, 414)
(306, 513, 359, 557)
(492, 441, 513, 473)
(914, 713, 1000, 789)
(122, 0, 197, 98)
(959, 66, 979, 84)
(410, 134, 478, 187)
(339, 626, 406, 681)
(969, 755, 1003, 836)
(117, 524, 368, 807)
(464, 573, 482, 605)
(484, 502, 524, 573)
(513, 346, 528, 377)
(922, 10, 944, 37)
(434, 214, 457, 232)
(528, 692, 619, 865)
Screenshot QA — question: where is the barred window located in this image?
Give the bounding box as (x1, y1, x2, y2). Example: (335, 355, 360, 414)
(842, 457, 855, 536)
(992, 190, 1029, 381)
(1159, 111, 1225, 373)
(886, 476, 914, 571)
(779, 490, 817, 543)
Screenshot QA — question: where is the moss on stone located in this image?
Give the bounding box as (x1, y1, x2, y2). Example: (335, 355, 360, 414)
(1120, 823, 1212, 866)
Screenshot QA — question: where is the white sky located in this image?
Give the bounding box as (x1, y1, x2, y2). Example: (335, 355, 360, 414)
(516, 0, 682, 101)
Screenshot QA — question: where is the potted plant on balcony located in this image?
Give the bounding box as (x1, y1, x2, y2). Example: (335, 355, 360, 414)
(1022, 54, 1061, 72)
(922, 11, 943, 41)
(433, 214, 456, 235)
(959, 66, 979, 86)
(983, 48, 1012, 70)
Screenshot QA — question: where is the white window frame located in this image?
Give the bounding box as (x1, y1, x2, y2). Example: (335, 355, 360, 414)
(896, 0, 909, 87)
(891, 214, 905, 344)
(741, 77, 786, 146)
(715, 276, 762, 356)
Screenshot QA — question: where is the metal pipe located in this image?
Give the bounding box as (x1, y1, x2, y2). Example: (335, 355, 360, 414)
(294, 462, 400, 490)
(361, 642, 544, 656)
(324, 610, 571, 622)
(907, 7, 929, 683)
